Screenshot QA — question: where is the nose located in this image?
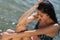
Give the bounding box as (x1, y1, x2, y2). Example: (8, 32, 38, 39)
(38, 15, 41, 20)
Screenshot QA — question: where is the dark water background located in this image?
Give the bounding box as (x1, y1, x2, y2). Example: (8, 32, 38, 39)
(0, 0, 60, 40)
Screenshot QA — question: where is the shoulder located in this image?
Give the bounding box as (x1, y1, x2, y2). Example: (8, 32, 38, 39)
(53, 23, 59, 27)
(52, 23, 59, 30)
(48, 23, 59, 29)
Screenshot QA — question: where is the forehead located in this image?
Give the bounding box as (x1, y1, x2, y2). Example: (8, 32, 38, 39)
(37, 10, 43, 14)
(37, 10, 48, 15)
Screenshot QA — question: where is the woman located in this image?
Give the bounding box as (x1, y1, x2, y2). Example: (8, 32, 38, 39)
(3, 1, 59, 40)
(33, 2, 59, 40)
(21, 2, 58, 40)
(11, 2, 59, 40)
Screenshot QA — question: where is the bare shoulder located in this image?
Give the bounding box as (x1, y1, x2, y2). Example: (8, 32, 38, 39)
(49, 23, 59, 27)
(51, 23, 59, 30)
(46, 23, 59, 30)
(53, 23, 59, 27)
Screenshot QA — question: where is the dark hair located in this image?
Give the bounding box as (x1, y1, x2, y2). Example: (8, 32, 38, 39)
(35, 2, 60, 36)
(37, 2, 58, 23)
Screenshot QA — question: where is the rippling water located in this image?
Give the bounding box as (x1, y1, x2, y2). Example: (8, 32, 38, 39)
(0, 0, 60, 40)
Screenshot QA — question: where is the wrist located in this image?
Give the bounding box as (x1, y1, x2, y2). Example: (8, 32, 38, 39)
(38, 0, 45, 3)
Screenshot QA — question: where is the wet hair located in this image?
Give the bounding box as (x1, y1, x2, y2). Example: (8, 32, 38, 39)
(37, 2, 58, 23)
(35, 2, 60, 36)
(35, 2, 58, 29)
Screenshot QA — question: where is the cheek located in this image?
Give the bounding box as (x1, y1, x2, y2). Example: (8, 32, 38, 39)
(41, 15, 47, 20)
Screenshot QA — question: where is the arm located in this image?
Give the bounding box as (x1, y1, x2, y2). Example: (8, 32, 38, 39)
(26, 13, 39, 24)
(2, 24, 58, 40)
(16, 24, 59, 37)
(16, 4, 38, 25)
(15, 4, 38, 32)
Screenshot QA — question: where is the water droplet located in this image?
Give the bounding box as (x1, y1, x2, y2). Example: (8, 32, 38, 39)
(12, 22, 15, 25)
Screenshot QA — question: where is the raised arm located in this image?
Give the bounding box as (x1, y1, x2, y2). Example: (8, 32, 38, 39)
(15, 4, 38, 32)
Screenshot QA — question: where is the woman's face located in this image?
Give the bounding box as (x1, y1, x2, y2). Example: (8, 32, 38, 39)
(37, 10, 49, 21)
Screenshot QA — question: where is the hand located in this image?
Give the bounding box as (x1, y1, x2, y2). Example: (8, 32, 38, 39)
(2, 29, 15, 37)
(6, 29, 15, 33)
(15, 24, 28, 33)
(38, 0, 44, 3)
